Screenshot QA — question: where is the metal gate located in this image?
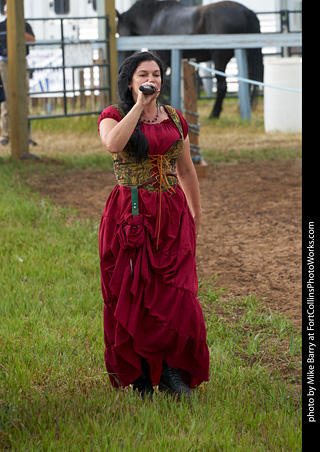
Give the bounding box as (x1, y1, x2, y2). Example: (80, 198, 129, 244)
(26, 14, 111, 120)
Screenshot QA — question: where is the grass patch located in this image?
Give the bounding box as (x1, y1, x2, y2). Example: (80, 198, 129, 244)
(31, 114, 100, 134)
(2, 153, 114, 189)
(197, 99, 302, 165)
(201, 146, 302, 165)
(0, 161, 301, 451)
(54, 153, 114, 171)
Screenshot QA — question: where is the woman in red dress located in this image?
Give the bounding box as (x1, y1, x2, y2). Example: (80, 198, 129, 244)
(98, 51, 209, 399)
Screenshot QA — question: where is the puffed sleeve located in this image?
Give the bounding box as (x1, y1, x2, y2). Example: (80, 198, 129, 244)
(175, 109, 189, 139)
(98, 106, 123, 132)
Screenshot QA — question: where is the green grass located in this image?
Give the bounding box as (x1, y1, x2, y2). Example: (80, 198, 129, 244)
(0, 156, 301, 451)
(201, 146, 302, 165)
(30, 114, 100, 134)
(196, 98, 302, 165)
(51, 153, 114, 171)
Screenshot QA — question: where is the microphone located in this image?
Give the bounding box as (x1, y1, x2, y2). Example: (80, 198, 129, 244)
(139, 85, 156, 95)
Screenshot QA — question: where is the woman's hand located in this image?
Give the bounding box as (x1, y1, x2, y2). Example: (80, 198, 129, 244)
(136, 82, 160, 108)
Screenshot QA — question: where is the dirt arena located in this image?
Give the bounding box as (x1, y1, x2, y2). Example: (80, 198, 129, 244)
(24, 156, 302, 328)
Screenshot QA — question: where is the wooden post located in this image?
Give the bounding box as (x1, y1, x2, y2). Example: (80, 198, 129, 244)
(71, 68, 76, 113)
(6, 0, 29, 158)
(98, 48, 106, 109)
(90, 66, 95, 111)
(79, 70, 86, 111)
(183, 60, 199, 158)
(183, 60, 208, 178)
(105, 0, 118, 104)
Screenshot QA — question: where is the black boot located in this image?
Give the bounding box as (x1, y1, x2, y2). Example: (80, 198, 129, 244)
(133, 357, 154, 400)
(159, 361, 192, 397)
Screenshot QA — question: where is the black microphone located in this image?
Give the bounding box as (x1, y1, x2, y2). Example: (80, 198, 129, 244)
(139, 85, 156, 95)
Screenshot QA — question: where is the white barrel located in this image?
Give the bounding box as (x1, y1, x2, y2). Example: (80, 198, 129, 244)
(264, 57, 302, 133)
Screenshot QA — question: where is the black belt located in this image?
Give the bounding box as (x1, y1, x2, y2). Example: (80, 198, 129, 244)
(127, 173, 178, 216)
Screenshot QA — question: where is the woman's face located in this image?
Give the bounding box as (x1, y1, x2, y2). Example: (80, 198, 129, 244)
(128, 60, 162, 101)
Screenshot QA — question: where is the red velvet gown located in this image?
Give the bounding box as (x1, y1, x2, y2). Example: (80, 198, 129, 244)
(98, 106, 209, 388)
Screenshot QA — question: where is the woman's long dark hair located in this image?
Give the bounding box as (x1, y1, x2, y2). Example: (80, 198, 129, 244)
(117, 51, 166, 163)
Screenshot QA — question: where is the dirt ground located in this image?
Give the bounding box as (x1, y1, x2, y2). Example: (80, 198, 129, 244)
(25, 157, 302, 328)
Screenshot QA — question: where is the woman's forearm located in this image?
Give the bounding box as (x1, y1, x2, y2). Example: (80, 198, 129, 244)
(25, 32, 35, 42)
(100, 103, 144, 153)
(179, 169, 202, 235)
(179, 169, 202, 217)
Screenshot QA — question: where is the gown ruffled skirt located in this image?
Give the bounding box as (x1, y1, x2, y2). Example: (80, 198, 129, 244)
(99, 184, 210, 388)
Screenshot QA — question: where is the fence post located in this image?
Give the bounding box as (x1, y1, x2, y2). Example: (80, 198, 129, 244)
(98, 48, 106, 109)
(183, 60, 200, 160)
(105, 0, 118, 104)
(234, 48, 251, 120)
(170, 49, 182, 110)
(183, 60, 208, 178)
(6, 0, 29, 158)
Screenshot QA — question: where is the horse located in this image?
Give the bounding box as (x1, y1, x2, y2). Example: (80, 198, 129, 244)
(117, 0, 264, 118)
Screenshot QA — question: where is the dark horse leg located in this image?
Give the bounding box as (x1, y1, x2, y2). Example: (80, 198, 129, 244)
(211, 73, 227, 119)
(210, 49, 234, 119)
(247, 48, 264, 111)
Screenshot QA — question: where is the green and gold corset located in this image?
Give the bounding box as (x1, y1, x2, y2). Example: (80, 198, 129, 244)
(110, 105, 184, 193)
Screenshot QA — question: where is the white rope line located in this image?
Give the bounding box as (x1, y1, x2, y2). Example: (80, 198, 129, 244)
(188, 60, 302, 94)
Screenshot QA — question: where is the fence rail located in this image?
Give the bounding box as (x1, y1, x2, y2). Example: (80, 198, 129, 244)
(117, 32, 302, 117)
(117, 32, 302, 51)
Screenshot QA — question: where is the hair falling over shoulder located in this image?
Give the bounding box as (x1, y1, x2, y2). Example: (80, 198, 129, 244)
(116, 51, 166, 163)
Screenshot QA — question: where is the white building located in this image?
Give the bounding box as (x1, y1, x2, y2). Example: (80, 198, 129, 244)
(0, 1, 136, 40)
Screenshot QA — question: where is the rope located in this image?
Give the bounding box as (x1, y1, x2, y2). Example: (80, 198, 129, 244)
(184, 109, 200, 117)
(188, 60, 302, 94)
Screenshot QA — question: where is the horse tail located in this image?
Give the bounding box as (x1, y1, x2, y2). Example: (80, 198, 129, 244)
(245, 10, 264, 105)
(247, 48, 264, 84)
